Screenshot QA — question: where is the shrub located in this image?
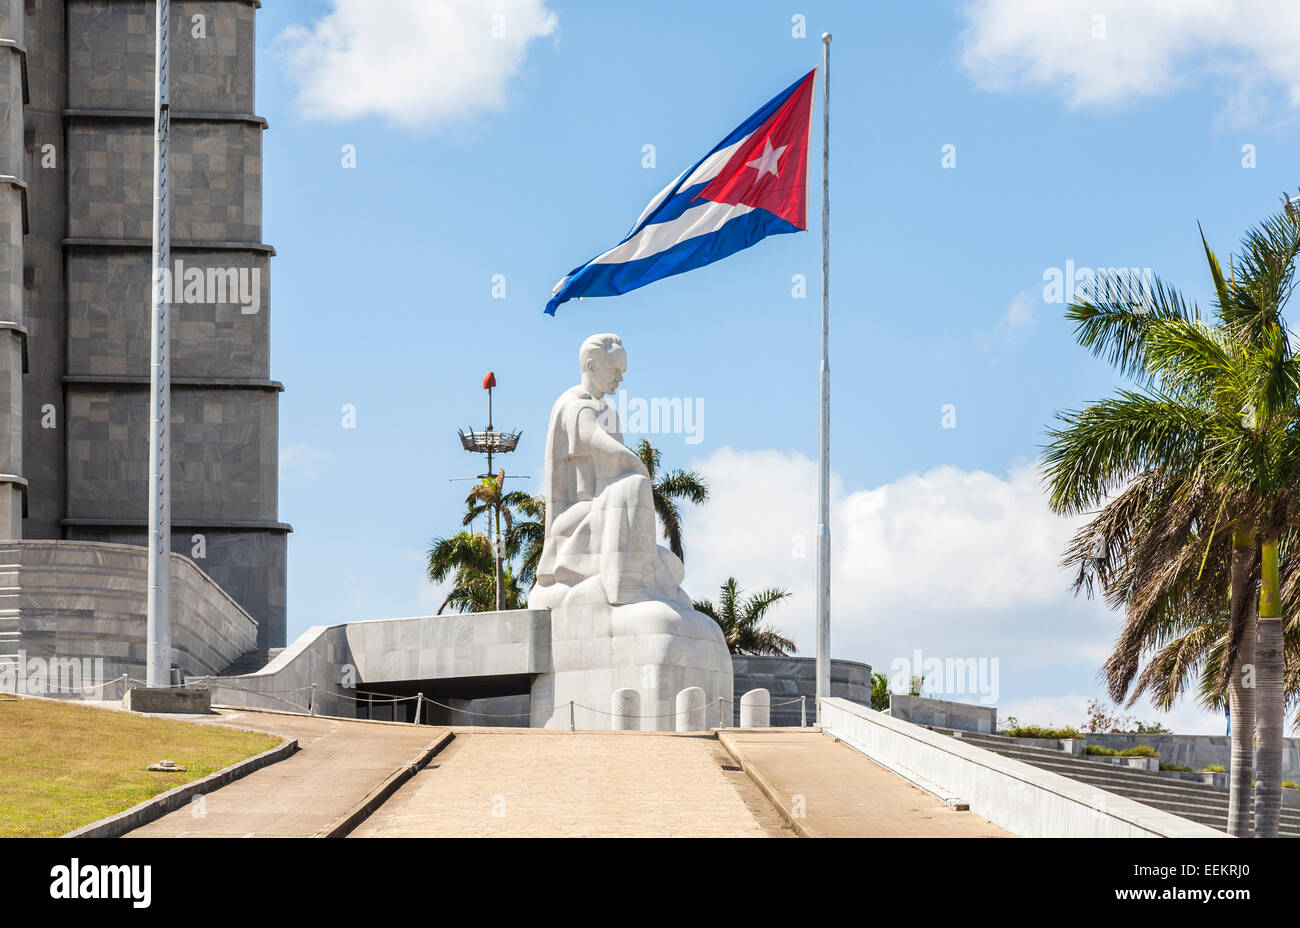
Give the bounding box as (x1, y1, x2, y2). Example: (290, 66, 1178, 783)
(870, 673, 890, 712)
(1160, 763, 1193, 772)
(1002, 725, 1082, 740)
(1134, 721, 1172, 734)
(1087, 744, 1157, 758)
(1199, 764, 1226, 774)
(1284, 781, 1299, 790)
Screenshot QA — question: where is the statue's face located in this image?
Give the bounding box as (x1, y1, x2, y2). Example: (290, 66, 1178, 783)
(585, 347, 626, 396)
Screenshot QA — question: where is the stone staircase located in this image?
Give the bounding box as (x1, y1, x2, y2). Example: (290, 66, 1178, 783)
(0, 560, 21, 667)
(935, 728, 1300, 837)
(218, 648, 284, 677)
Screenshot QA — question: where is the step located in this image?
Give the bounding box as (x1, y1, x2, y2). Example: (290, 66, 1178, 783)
(937, 728, 1300, 836)
(961, 743, 1228, 792)
(958, 735, 1300, 808)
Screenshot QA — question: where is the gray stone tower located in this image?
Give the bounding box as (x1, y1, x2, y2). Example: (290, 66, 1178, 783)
(0, 0, 286, 649)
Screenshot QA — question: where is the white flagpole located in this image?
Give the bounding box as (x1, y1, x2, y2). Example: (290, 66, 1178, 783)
(815, 33, 832, 717)
(146, 0, 172, 688)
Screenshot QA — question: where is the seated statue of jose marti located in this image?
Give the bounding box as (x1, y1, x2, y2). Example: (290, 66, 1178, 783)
(528, 333, 732, 729)
(530, 333, 694, 612)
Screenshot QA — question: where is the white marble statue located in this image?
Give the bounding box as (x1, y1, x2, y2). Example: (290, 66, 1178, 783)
(528, 334, 733, 730)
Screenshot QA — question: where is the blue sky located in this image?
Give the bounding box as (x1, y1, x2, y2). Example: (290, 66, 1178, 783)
(255, 1, 1300, 732)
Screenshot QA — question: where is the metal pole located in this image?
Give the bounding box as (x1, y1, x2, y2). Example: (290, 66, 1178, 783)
(494, 505, 505, 611)
(414, 692, 423, 725)
(815, 33, 832, 718)
(146, 0, 172, 689)
(801, 695, 807, 728)
(487, 385, 504, 611)
(310, 683, 317, 716)
(569, 699, 575, 731)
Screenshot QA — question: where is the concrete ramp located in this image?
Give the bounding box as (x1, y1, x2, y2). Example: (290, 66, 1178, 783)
(124, 711, 446, 838)
(719, 729, 1010, 837)
(349, 729, 791, 838)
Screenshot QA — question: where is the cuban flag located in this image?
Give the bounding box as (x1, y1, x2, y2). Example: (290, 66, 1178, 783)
(545, 69, 816, 316)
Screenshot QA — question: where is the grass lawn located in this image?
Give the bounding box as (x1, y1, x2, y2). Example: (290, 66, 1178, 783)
(0, 695, 281, 837)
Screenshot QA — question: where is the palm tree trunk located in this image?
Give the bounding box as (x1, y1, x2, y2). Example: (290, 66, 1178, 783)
(1254, 533, 1284, 837)
(1227, 530, 1256, 837)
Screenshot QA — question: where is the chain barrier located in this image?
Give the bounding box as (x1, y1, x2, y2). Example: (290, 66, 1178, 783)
(0, 674, 129, 696)
(20, 673, 812, 726)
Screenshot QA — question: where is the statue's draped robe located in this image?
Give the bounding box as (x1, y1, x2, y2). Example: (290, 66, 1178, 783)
(532, 386, 687, 609)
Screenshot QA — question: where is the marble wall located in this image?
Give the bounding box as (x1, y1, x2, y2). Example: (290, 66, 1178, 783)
(0, 539, 258, 684)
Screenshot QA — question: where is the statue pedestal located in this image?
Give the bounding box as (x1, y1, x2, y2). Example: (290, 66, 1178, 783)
(529, 599, 733, 731)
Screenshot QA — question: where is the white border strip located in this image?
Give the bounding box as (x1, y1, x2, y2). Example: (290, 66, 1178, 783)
(819, 698, 1227, 838)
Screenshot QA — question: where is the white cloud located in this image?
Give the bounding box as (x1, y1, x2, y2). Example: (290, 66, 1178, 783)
(677, 447, 1225, 734)
(996, 290, 1038, 339)
(998, 693, 1226, 734)
(280, 443, 332, 482)
(279, 0, 558, 130)
(959, 0, 1300, 115)
(977, 289, 1040, 347)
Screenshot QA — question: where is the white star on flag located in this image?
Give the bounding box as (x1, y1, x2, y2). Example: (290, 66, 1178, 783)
(745, 138, 787, 180)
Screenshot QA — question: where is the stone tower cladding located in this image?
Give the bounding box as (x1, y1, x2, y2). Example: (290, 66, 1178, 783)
(3, 0, 287, 649)
(0, 0, 26, 540)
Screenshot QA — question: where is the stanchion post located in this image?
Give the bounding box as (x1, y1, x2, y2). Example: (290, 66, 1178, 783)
(569, 700, 575, 731)
(415, 692, 423, 725)
(310, 683, 317, 717)
(801, 695, 807, 728)
(718, 697, 725, 730)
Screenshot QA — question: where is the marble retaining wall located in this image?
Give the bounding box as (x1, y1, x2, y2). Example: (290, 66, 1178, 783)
(889, 694, 997, 734)
(731, 655, 871, 726)
(0, 540, 257, 686)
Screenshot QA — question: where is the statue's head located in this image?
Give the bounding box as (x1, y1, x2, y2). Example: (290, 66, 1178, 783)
(579, 333, 626, 397)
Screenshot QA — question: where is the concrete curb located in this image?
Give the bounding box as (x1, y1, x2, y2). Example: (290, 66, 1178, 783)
(61, 737, 299, 839)
(214, 703, 429, 728)
(716, 730, 818, 838)
(314, 729, 455, 838)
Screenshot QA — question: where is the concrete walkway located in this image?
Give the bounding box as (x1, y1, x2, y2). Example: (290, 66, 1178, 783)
(719, 729, 1012, 837)
(125, 710, 445, 838)
(350, 728, 793, 837)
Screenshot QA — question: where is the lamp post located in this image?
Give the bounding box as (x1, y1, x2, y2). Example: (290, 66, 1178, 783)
(457, 372, 521, 610)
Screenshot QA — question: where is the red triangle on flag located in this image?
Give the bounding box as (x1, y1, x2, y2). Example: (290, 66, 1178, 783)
(694, 69, 815, 229)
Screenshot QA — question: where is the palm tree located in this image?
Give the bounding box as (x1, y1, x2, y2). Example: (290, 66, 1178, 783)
(1045, 198, 1300, 836)
(508, 494, 545, 589)
(1059, 462, 1261, 834)
(426, 530, 526, 613)
(694, 577, 795, 656)
(634, 439, 708, 562)
(428, 478, 546, 614)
